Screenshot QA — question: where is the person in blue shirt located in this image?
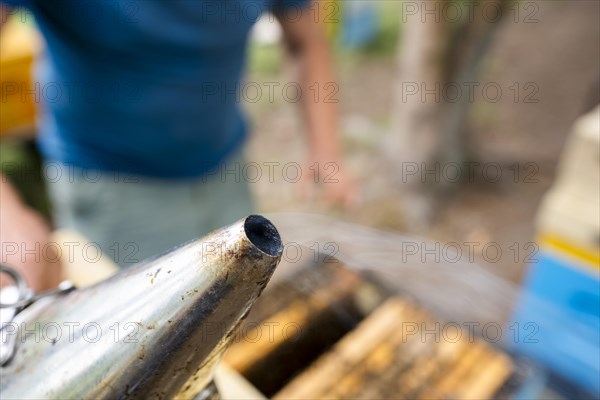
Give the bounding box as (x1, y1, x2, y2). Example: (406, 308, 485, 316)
(0, 0, 356, 290)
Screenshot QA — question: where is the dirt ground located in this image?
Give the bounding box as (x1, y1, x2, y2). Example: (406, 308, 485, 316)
(245, 0, 600, 283)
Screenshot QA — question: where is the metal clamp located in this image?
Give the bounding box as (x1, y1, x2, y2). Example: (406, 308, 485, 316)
(0, 264, 75, 365)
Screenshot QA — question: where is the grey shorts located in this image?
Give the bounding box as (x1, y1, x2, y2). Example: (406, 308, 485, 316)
(45, 153, 254, 268)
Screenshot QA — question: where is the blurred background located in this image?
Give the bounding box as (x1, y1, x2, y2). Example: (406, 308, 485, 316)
(1, 1, 599, 399)
(3, 0, 598, 280)
(242, 0, 599, 282)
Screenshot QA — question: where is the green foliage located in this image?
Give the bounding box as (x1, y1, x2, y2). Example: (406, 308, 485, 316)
(0, 140, 51, 219)
(355, 1, 402, 57)
(247, 44, 284, 77)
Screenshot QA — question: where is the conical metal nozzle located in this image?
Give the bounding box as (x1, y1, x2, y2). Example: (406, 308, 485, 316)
(0, 215, 283, 399)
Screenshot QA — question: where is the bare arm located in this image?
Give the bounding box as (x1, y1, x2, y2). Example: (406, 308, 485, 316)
(276, 2, 357, 207)
(1, 177, 62, 291)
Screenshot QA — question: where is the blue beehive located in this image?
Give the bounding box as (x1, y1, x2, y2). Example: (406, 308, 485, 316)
(510, 107, 600, 396)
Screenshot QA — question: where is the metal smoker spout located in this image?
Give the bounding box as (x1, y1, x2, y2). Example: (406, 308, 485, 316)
(0, 215, 284, 399)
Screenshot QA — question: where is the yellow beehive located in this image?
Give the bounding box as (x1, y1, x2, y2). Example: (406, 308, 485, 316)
(0, 20, 42, 137)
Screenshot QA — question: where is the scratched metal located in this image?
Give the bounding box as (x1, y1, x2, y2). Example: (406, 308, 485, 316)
(0, 215, 283, 399)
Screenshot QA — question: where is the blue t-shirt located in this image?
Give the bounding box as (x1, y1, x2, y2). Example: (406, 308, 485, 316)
(4, 0, 309, 178)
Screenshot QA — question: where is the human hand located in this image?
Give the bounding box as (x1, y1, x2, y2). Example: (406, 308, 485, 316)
(298, 154, 360, 210)
(1, 181, 62, 291)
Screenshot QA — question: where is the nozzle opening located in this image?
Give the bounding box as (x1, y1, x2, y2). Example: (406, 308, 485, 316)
(244, 215, 283, 257)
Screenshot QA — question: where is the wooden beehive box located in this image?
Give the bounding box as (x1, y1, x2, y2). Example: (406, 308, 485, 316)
(223, 262, 521, 399)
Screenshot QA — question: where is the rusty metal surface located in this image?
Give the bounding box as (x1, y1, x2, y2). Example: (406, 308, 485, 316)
(0, 215, 282, 399)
